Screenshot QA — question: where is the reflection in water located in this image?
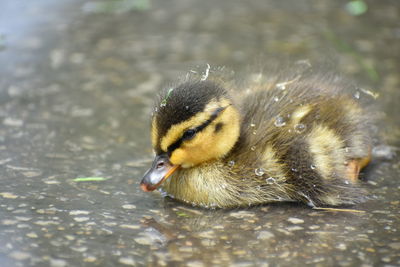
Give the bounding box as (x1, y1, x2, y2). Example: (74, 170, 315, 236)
(137, 200, 377, 265)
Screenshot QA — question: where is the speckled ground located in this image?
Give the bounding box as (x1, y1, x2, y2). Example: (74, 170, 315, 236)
(0, 0, 399, 266)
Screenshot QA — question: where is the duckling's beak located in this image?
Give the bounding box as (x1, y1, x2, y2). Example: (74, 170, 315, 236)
(140, 154, 179, 192)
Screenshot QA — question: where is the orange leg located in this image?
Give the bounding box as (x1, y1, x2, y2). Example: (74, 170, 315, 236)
(346, 150, 372, 182)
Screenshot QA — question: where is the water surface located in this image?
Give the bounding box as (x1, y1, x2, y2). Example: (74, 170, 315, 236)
(0, 0, 399, 266)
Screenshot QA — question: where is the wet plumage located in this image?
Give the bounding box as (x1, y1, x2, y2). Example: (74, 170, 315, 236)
(140, 70, 372, 208)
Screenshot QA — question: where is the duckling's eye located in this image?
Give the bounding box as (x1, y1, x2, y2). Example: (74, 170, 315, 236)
(182, 129, 196, 140)
(156, 162, 165, 169)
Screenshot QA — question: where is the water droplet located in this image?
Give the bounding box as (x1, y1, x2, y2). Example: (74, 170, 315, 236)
(291, 167, 298, 172)
(160, 102, 166, 107)
(276, 83, 286, 90)
(353, 91, 360, 99)
(185, 106, 189, 110)
(274, 116, 286, 127)
(154, 107, 158, 112)
(250, 146, 256, 151)
(344, 147, 350, 153)
(294, 123, 306, 133)
(344, 180, 350, 185)
(228, 160, 235, 167)
(266, 177, 276, 184)
(273, 96, 280, 102)
(250, 123, 256, 127)
(255, 168, 265, 176)
(252, 130, 257, 135)
(310, 164, 316, 170)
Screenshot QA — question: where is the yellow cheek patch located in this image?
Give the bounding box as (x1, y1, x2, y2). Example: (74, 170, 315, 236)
(160, 98, 231, 152)
(169, 148, 187, 166)
(307, 125, 346, 179)
(173, 131, 213, 167)
(169, 105, 240, 167)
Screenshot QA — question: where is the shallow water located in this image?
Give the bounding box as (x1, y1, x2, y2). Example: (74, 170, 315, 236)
(0, 0, 399, 266)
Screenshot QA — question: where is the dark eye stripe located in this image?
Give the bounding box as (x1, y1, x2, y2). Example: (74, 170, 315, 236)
(182, 129, 196, 140)
(166, 106, 227, 154)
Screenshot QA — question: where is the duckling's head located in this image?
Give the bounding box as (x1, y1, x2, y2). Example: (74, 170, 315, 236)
(140, 80, 240, 191)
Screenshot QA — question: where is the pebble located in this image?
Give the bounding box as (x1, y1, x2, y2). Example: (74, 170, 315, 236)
(9, 251, 31, 260)
(3, 118, 23, 127)
(287, 217, 304, 224)
(122, 204, 136, 209)
(233, 250, 247, 256)
(287, 226, 304, 231)
(336, 243, 347, 250)
(44, 180, 61, 185)
(69, 210, 90, 215)
(187, 261, 205, 267)
(0, 158, 12, 165)
(16, 216, 32, 221)
(2, 219, 18, 225)
(279, 251, 290, 258)
(36, 209, 57, 214)
(83, 256, 97, 263)
(179, 246, 193, 253)
(198, 230, 215, 239)
(71, 246, 88, 252)
(230, 211, 255, 219)
(64, 235, 75, 241)
(0, 192, 18, 199)
(201, 239, 216, 246)
(134, 237, 152, 245)
(73, 217, 90, 222)
(50, 259, 67, 267)
(119, 257, 136, 266)
(388, 242, 400, 250)
(17, 223, 30, 228)
(120, 224, 140, 230)
(22, 171, 42, 177)
(35, 220, 58, 226)
(257, 231, 274, 240)
(26, 232, 38, 238)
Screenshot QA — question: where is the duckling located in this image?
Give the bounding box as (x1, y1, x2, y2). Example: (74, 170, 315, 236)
(140, 70, 372, 208)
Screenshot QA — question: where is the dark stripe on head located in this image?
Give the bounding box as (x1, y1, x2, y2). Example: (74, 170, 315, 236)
(153, 81, 228, 153)
(166, 106, 228, 155)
